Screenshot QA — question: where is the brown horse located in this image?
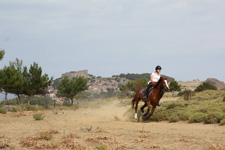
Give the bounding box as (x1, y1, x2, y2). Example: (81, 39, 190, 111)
(132, 76, 169, 120)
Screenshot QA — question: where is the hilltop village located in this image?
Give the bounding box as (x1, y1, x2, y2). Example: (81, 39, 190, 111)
(47, 70, 129, 103)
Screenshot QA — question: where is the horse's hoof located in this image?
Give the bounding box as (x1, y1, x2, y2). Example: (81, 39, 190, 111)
(142, 112, 147, 116)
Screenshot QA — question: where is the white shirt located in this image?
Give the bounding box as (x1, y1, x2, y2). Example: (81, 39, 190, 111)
(151, 72, 160, 82)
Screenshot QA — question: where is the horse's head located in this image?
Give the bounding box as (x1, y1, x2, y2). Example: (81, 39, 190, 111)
(160, 76, 169, 90)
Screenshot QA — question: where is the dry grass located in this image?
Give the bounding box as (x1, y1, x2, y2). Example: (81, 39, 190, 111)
(61, 134, 84, 150)
(11, 112, 27, 117)
(20, 130, 60, 149)
(0, 135, 11, 149)
(208, 143, 225, 150)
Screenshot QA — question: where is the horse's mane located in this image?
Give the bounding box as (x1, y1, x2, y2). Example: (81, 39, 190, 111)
(155, 76, 167, 88)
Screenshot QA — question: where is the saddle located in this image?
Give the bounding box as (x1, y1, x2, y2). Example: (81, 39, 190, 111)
(141, 87, 154, 101)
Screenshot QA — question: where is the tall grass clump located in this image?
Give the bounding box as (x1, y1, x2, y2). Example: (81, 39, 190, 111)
(96, 144, 108, 150)
(0, 108, 6, 114)
(33, 113, 44, 120)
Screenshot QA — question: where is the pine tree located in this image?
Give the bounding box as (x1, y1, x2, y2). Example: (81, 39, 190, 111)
(23, 62, 53, 105)
(169, 81, 181, 91)
(0, 49, 5, 60)
(0, 65, 20, 105)
(57, 76, 88, 105)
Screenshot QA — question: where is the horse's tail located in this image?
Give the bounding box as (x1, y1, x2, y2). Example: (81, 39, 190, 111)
(132, 89, 140, 109)
(132, 98, 136, 109)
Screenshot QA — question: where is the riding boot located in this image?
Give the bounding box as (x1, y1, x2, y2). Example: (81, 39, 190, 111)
(143, 83, 152, 100)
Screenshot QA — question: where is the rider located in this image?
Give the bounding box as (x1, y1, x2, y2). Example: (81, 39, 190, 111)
(143, 65, 162, 101)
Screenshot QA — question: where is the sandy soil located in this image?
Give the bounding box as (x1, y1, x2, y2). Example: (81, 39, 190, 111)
(0, 99, 225, 150)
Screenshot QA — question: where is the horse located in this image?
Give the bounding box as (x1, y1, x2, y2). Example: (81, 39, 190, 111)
(132, 76, 169, 120)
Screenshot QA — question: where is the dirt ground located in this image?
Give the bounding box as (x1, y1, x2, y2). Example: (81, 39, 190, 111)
(0, 98, 225, 150)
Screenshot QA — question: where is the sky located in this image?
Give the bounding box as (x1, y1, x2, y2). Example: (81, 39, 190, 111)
(0, 0, 225, 83)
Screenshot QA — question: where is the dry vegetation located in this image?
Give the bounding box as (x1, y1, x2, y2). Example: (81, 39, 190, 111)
(0, 91, 225, 149)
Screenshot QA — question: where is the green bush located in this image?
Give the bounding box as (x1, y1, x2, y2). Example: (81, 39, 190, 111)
(166, 102, 185, 109)
(0, 108, 6, 114)
(169, 115, 179, 123)
(96, 144, 108, 150)
(178, 112, 190, 121)
(189, 113, 207, 123)
(203, 112, 224, 124)
(195, 82, 217, 92)
(33, 114, 44, 120)
(220, 119, 225, 126)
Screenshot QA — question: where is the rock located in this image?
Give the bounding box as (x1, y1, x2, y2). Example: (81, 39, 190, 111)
(205, 78, 225, 90)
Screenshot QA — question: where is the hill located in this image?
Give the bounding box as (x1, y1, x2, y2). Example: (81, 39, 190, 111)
(205, 78, 225, 90)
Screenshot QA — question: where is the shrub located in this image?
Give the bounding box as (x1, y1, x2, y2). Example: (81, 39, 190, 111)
(11, 107, 17, 112)
(0, 108, 6, 114)
(33, 114, 44, 120)
(189, 113, 207, 123)
(166, 103, 177, 109)
(220, 119, 225, 126)
(203, 112, 224, 124)
(178, 91, 185, 96)
(178, 112, 190, 121)
(169, 115, 179, 123)
(195, 82, 217, 92)
(166, 102, 185, 109)
(96, 144, 108, 150)
(21, 104, 45, 111)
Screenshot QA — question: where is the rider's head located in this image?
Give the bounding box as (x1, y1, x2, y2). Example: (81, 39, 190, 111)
(155, 65, 162, 74)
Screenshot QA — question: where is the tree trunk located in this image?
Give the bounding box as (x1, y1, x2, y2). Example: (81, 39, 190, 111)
(71, 98, 74, 105)
(17, 94, 22, 105)
(54, 99, 56, 108)
(44, 95, 48, 109)
(4, 92, 7, 105)
(28, 95, 31, 105)
(16, 98, 19, 105)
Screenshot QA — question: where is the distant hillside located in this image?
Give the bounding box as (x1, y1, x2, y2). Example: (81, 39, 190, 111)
(205, 78, 225, 90)
(178, 80, 202, 91)
(112, 73, 175, 82)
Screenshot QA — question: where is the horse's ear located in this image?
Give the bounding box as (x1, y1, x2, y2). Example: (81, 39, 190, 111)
(163, 76, 168, 80)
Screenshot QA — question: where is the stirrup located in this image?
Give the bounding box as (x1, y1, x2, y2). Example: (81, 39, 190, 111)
(143, 96, 147, 101)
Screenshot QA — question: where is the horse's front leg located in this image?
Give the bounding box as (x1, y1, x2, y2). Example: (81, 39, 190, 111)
(141, 103, 147, 116)
(143, 100, 151, 116)
(146, 106, 156, 119)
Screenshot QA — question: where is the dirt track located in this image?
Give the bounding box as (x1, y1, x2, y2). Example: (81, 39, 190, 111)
(0, 99, 225, 150)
